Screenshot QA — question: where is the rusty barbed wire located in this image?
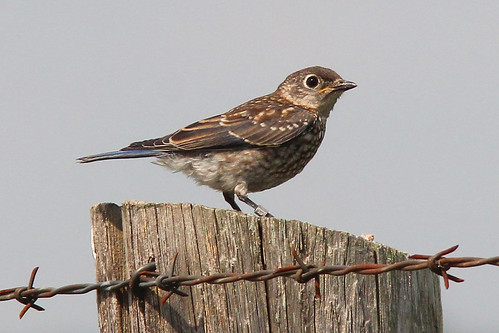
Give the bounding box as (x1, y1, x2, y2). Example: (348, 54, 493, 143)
(1, 245, 498, 319)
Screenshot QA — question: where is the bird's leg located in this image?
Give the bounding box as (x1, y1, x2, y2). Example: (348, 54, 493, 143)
(223, 191, 242, 211)
(234, 184, 273, 217)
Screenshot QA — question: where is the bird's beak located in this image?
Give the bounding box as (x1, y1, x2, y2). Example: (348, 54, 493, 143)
(318, 80, 357, 94)
(333, 80, 357, 91)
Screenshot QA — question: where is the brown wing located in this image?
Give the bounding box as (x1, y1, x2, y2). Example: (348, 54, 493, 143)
(121, 95, 317, 152)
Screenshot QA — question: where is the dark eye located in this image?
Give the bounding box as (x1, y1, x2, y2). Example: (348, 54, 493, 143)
(304, 75, 319, 88)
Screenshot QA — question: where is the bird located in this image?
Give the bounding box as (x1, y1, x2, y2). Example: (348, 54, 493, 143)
(78, 66, 356, 217)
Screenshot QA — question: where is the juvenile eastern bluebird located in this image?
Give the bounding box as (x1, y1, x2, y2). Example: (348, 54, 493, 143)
(78, 66, 356, 217)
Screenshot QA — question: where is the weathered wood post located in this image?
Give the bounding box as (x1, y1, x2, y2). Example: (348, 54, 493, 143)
(91, 201, 442, 333)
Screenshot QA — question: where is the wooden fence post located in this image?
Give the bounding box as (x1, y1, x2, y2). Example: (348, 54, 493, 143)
(91, 201, 442, 333)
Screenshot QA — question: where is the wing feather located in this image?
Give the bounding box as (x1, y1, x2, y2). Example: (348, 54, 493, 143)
(121, 96, 316, 152)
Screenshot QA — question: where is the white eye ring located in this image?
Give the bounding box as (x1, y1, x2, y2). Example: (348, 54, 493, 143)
(304, 74, 320, 89)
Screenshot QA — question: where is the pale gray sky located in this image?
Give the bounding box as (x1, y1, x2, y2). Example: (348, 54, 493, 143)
(1, 2, 498, 332)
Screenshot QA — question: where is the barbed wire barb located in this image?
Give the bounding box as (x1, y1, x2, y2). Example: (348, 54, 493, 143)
(16, 267, 44, 319)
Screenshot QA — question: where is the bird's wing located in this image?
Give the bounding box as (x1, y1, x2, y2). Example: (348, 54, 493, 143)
(122, 97, 317, 151)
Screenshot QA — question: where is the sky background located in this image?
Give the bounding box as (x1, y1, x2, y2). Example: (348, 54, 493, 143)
(1, 2, 498, 332)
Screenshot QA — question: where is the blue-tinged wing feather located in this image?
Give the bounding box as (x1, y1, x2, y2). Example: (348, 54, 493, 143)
(77, 150, 164, 163)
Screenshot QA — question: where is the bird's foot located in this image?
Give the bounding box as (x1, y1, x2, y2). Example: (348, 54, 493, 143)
(254, 205, 273, 218)
(236, 194, 273, 217)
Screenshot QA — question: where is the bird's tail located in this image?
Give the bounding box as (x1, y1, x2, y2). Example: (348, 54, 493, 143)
(77, 149, 164, 163)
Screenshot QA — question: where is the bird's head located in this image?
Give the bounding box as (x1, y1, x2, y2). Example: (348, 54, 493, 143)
(276, 66, 356, 117)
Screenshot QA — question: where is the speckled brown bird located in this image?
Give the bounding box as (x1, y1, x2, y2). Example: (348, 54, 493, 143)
(78, 66, 356, 217)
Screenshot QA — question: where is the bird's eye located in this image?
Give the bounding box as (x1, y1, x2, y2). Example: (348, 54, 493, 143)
(304, 75, 319, 89)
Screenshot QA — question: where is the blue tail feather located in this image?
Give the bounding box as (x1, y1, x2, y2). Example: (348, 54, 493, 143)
(77, 150, 164, 163)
